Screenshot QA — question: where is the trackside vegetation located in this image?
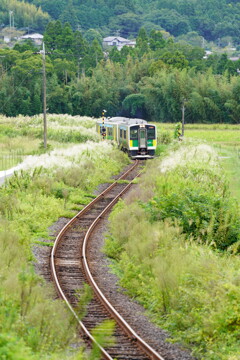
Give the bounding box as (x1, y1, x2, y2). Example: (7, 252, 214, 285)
(0, 114, 129, 359)
(104, 141, 240, 360)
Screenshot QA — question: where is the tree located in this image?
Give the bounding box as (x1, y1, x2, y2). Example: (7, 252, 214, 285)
(44, 20, 62, 50)
(109, 12, 142, 38)
(135, 28, 149, 56)
(13, 39, 38, 53)
(122, 93, 147, 118)
(83, 29, 102, 45)
(84, 38, 104, 72)
(144, 9, 190, 37)
(149, 30, 166, 50)
(54, 58, 76, 84)
(216, 53, 229, 74)
(161, 51, 189, 69)
(109, 46, 122, 63)
(59, 0, 79, 30)
(73, 30, 87, 58)
(56, 22, 74, 51)
(34, 0, 68, 19)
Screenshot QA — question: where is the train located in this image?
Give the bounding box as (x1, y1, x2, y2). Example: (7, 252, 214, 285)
(96, 117, 157, 159)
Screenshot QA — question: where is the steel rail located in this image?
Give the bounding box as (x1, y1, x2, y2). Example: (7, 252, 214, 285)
(82, 174, 166, 360)
(50, 161, 139, 360)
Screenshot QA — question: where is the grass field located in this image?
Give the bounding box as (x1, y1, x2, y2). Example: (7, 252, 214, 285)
(156, 123, 240, 201)
(1, 117, 239, 200)
(0, 114, 99, 170)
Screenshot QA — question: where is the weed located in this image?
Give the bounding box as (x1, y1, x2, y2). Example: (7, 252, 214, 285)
(104, 141, 240, 360)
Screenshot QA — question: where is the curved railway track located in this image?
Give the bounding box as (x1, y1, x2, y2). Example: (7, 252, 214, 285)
(50, 160, 165, 360)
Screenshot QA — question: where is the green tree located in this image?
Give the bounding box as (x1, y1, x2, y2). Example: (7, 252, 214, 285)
(135, 27, 149, 56)
(59, 0, 79, 30)
(149, 30, 166, 50)
(83, 29, 102, 45)
(56, 22, 74, 52)
(13, 40, 38, 53)
(109, 46, 122, 63)
(84, 38, 104, 72)
(44, 20, 62, 50)
(161, 50, 189, 69)
(122, 93, 147, 118)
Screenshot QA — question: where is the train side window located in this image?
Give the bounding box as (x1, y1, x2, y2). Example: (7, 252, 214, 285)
(124, 130, 126, 139)
(120, 129, 122, 138)
(108, 127, 113, 136)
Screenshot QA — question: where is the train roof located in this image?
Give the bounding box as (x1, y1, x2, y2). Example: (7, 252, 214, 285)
(99, 117, 148, 125)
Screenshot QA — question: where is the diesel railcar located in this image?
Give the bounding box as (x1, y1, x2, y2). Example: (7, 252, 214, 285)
(96, 117, 157, 158)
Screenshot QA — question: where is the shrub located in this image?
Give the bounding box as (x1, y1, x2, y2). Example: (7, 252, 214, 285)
(104, 142, 240, 359)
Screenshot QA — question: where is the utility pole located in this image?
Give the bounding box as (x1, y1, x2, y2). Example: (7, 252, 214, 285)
(9, 11, 13, 33)
(77, 57, 82, 80)
(41, 42, 47, 149)
(181, 98, 186, 137)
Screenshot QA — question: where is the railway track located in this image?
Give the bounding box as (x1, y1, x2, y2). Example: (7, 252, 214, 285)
(50, 160, 165, 360)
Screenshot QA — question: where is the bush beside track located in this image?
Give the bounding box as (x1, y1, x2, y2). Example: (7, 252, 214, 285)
(104, 141, 240, 360)
(0, 114, 130, 360)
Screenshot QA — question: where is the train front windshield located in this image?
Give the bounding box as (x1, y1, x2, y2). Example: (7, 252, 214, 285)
(147, 126, 155, 139)
(130, 127, 138, 139)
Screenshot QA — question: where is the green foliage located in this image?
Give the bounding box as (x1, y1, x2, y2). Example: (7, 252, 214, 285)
(0, 333, 34, 360)
(15, 0, 240, 45)
(143, 156, 240, 251)
(0, 0, 50, 31)
(90, 320, 115, 360)
(0, 115, 131, 359)
(174, 122, 181, 139)
(0, 17, 240, 122)
(0, 225, 77, 359)
(104, 143, 240, 359)
(122, 93, 146, 118)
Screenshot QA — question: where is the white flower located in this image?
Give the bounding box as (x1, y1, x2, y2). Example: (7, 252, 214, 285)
(159, 144, 218, 173)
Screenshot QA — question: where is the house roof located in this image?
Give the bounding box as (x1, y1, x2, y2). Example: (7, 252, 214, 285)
(103, 36, 129, 42)
(21, 33, 43, 39)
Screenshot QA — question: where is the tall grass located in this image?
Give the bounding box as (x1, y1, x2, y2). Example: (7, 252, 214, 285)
(156, 123, 240, 202)
(0, 114, 100, 170)
(0, 114, 129, 359)
(104, 142, 240, 360)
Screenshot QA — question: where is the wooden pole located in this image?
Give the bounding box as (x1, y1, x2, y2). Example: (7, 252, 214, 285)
(42, 42, 47, 149)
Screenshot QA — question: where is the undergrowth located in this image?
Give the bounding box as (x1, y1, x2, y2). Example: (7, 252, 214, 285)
(0, 117, 129, 359)
(104, 142, 240, 360)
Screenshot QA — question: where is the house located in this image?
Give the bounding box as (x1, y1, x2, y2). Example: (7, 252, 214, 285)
(103, 36, 136, 50)
(203, 50, 213, 59)
(20, 33, 43, 45)
(3, 35, 11, 43)
(229, 56, 240, 61)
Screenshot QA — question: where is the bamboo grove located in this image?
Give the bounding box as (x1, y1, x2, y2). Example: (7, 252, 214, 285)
(0, 22, 240, 123)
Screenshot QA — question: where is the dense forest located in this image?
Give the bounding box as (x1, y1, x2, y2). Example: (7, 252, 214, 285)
(0, 0, 240, 123)
(1, 0, 240, 43)
(0, 21, 240, 123)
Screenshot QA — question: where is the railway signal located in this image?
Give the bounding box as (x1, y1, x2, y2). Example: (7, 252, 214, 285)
(101, 109, 107, 139)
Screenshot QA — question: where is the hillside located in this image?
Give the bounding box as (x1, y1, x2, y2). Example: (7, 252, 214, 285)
(1, 0, 240, 44)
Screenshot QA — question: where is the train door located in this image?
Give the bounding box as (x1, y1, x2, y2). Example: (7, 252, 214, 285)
(139, 128, 147, 148)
